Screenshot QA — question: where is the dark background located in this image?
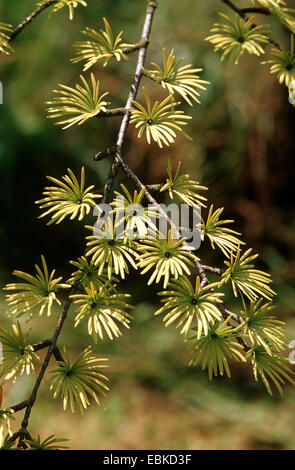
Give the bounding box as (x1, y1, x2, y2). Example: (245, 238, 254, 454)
(0, 0, 295, 449)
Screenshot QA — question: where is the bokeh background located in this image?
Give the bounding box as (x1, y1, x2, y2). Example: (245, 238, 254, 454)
(1, 0, 295, 449)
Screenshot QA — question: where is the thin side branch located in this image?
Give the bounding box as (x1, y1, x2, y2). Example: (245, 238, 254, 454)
(11, 400, 30, 414)
(94, 146, 118, 162)
(19, 283, 79, 434)
(6, 0, 255, 443)
(146, 183, 163, 191)
(33, 340, 64, 361)
(8, 1, 57, 42)
(106, 149, 250, 352)
(202, 265, 223, 275)
(122, 39, 149, 54)
(221, 0, 249, 18)
(96, 108, 127, 118)
(7, 429, 31, 448)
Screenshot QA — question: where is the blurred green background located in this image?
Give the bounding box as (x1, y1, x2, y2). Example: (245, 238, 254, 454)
(1, 0, 295, 450)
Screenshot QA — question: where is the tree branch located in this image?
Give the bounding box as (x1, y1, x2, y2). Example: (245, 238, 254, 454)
(146, 183, 163, 191)
(8, 1, 57, 42)
(219, 305, 250, 352)
(7, 0, 255, 444)
(142, 67, 158, 81)
(8, 282, 80, 447)
(202, 265, 223, 276)
(122, 39, 149, 55)
(33, 340, 64, 361)
(52, 346, 65, 362)
(32, 339, 52, 352)
(220, 0, 284, 51)
(96, 108, 127, 118)
(7, 428, 31, 448)
(94, 146, 118, 162)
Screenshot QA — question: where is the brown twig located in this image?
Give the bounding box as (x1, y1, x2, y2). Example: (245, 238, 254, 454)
(8, 1, 57, 42)
(241, 7, 270, 16)
(103, 150, 251, 352)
